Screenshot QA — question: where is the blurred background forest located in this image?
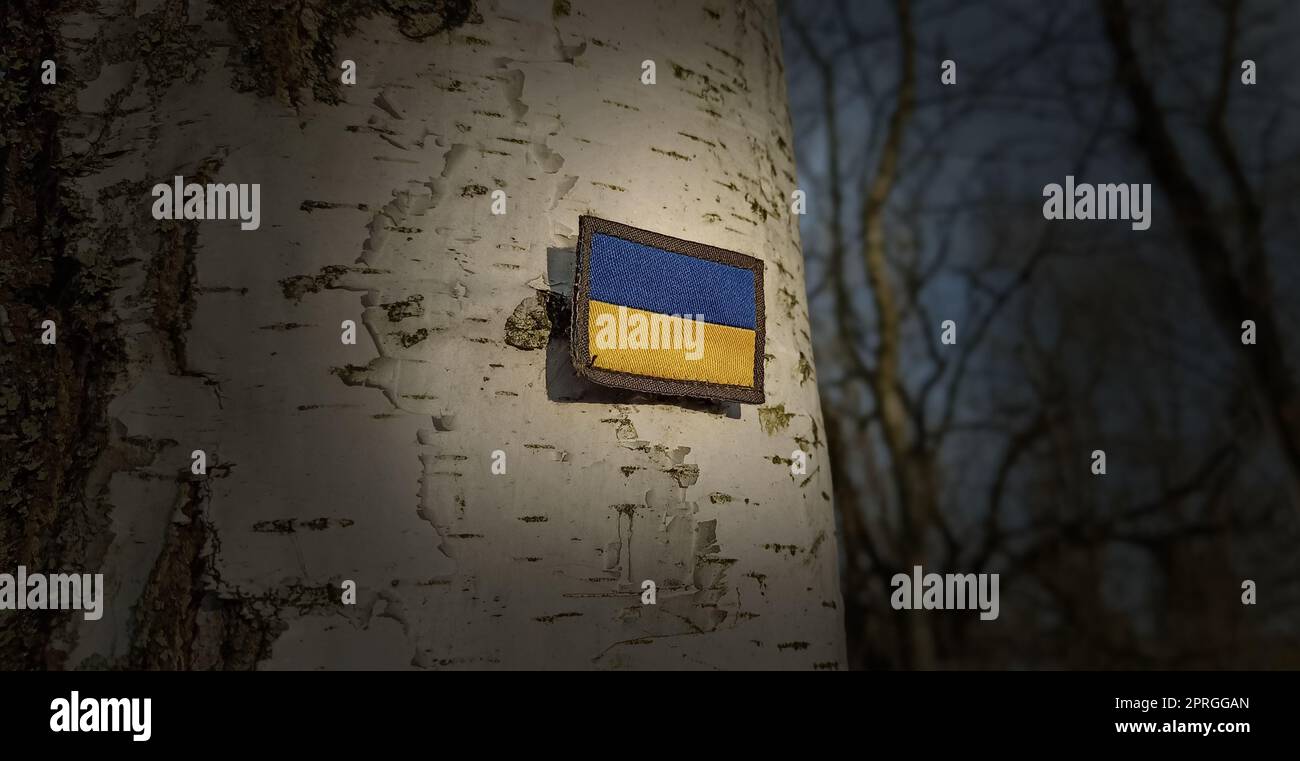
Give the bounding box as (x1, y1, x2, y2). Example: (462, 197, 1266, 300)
(779, 0, 1300, 669)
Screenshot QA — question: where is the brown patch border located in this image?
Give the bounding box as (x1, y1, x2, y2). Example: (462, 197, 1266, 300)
(571, 215, 765, 404)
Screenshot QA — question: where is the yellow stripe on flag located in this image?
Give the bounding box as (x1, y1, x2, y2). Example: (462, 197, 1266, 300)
(587, 300, 755, 387)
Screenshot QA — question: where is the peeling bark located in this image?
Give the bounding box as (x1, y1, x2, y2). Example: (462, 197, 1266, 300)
(0, 0, 129, 670)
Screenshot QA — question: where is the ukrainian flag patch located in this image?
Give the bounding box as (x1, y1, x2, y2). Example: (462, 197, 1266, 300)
(572, 216, 765, 404)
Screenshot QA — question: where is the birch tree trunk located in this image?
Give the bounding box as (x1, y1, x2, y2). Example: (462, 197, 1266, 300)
(2, 0, 844, 669)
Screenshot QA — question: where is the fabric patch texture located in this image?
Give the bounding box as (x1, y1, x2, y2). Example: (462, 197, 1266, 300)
(571, 216, 765, 404)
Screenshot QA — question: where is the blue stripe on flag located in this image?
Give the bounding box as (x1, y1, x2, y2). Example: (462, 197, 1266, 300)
(588, 233, 757, 329)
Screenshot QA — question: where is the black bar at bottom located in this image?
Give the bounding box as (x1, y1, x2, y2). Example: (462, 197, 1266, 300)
(0, 670, 1285, 749)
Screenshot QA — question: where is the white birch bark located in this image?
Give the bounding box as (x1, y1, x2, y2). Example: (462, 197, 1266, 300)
(46, 0, 843, 668)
